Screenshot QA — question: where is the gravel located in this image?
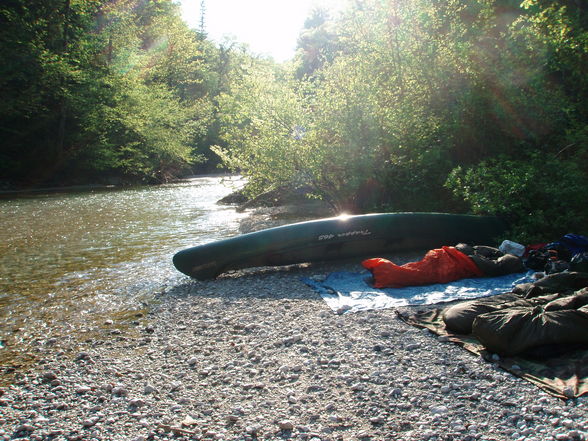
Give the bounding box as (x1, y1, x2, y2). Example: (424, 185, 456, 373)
(1, 261, 587, 441)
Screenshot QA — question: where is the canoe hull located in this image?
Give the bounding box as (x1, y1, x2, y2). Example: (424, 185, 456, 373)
(172, 212, 506, 280)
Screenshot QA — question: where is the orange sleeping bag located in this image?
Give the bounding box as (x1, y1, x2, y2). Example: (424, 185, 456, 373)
(362, 246, 483, 288)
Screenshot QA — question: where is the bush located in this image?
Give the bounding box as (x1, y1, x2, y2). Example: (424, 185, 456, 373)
(445, 155, 588, 243)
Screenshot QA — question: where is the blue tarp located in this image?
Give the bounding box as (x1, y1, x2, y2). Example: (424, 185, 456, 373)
(302, 271, 534, 314)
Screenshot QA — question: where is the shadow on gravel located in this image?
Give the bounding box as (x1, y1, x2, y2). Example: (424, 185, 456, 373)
(163, 251, 425, 302)
(162, 260, 356, 301)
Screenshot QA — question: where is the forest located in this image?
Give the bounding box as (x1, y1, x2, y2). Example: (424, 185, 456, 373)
(1, 0, 587, 241)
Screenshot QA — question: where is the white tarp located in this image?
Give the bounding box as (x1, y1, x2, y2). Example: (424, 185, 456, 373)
(303, 271, 534, 314)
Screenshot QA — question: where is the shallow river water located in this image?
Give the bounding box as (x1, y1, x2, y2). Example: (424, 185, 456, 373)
(0, 176, 248, 377)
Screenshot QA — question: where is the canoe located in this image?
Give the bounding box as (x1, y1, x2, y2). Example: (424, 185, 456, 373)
(172, 212, 507, 280)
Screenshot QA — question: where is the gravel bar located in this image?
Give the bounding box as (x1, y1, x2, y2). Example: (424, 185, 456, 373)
(1, 260, 587, 441)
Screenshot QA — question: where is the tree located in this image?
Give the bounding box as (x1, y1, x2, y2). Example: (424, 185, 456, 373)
(214, 0, 588, 236)
(0, 0, 220, 186)
(293, 8, 340, 79)
(213, 61, 309, 196)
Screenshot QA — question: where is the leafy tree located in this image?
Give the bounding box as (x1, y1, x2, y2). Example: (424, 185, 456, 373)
(0, 0, 220, 186)
(519, 0, 588, 170)
(445, 155, 588, 242)
(443, 0, 588, 239)
(214, 0, 587, 239)
(71, 74, 198, 183)
(0, 0, 102, 184)
(213, 61, 309, 196)
(293, 8, 340, 79)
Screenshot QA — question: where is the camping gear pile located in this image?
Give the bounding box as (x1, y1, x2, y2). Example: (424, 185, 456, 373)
(363, 234, 588, 290)
(304, 232, 588, 398)
(395, 233, 588, 399)
(364, 233, 588, 351)
(438, 234, 588, 356)
(442, 272, 588, 356)
(524, 234, 588, 275)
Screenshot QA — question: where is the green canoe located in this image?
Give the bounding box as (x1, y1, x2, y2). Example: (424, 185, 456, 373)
(172, 212, 507, 280)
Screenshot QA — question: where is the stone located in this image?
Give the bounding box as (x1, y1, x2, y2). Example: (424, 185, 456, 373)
(143, 384, 157, 394)
(42, 371, 57, 382)
(430, 405, 448, 415)
(112, 386, 129, 397)
(75, 385, 92, 394)
(82, 417, 99, 427)
(246, 424, 262, 435)
(129, 398, 145, 408)
(278, 420, 294, 431)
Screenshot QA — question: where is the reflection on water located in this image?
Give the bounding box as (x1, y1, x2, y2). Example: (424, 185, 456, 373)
(0, 176, 246, 376)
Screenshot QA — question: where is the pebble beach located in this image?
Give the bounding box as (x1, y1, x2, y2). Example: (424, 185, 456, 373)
(1, 257, 587, 441)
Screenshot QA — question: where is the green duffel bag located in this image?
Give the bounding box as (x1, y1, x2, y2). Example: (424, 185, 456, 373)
(472, 290, 588, 356)
(442, 292, 562, 335)
(442, 293, 529, 334)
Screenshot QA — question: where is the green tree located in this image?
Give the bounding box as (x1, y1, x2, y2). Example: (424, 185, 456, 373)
(0, 0, 220, 186)
(213, 61, 309, 196)
(77, 75, 197, 183)
(444, 0, 588, 239)
(214, 0, 587, 236)
(445, 155, 588, 242)
(0, 0, 103, 184)
(293, 7, 340, 79)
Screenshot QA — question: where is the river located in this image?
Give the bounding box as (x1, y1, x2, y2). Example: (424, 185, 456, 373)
(0, 176, 249, 379)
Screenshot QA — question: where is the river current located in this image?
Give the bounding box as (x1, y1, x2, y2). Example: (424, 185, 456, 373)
(0, 176, 247, 376)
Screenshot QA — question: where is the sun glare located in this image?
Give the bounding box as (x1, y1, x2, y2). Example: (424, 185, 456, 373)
(180, 0, 344, 62)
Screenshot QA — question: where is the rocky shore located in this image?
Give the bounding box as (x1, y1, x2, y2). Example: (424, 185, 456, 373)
(1, 256, 587, 441)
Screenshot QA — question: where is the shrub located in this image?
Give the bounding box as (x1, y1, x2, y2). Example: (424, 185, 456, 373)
(445, 155, 588, 243)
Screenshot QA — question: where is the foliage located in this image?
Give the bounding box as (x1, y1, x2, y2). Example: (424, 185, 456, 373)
(293, 7, 340, 79)
(445, 155, 588, 243)
(0, 0, 222, 186)
(213, 0, 587, 240)
(1, 0, 587, 241)
(442, 0, 588, 239)
(0, 0, 101, 183)
(76, 75, 201, 183)
(213, 61, 309, 197)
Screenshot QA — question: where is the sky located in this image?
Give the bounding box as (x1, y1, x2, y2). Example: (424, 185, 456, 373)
(178, 0, 343, 62)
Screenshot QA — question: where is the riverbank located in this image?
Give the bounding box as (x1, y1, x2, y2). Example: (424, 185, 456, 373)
(0, 173, 235, 196)
(1, 256, 587, 441)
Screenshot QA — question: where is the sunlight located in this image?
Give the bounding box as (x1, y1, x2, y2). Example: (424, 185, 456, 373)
(179, 0, 344, 61)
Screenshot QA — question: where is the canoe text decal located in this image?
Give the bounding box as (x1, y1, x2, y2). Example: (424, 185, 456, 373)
(318, 230, 372, 241)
